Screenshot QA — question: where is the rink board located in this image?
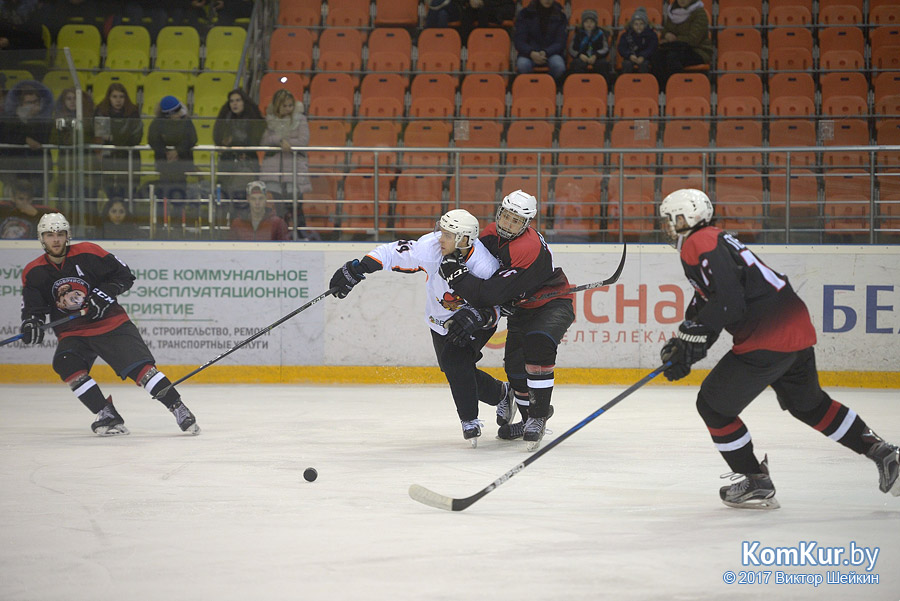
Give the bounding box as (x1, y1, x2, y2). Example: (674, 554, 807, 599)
(1, 242, 898, 385)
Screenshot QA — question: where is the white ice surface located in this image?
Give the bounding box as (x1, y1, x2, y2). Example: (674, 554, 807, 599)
(0, 383, 898, 601)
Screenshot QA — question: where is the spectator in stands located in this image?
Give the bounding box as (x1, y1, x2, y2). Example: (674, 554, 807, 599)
(260, 89, 312, 227)
(0, 0, 44, 51)
(52, 87, 97, 203)
(618, 7, 657, 75)
(228, 180, 290, 241)
(94, 82, 143, 200)
(214, 88, 264, 201)
(567, 10, 613, 85)
(0, 80, 53, 195)
(425, 0, 460, 28)
(513, 0, 568, 84)
(459, 0, 516, 41)
(651, 0, 712, 87)
(0, 178, 52, 239)
(147, 95, 197, 201)
(99, 197, 142, 239)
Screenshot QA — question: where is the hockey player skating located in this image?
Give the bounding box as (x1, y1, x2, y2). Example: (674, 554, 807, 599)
(439, 190, 575, 451)
(658, 188, 899, 508)
(18, 213, 200, 436)
(328, 209, 514, 447)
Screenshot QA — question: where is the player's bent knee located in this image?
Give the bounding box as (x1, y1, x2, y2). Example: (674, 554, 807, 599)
(523, 332, 558, 365)
(52, 352, 89, 381)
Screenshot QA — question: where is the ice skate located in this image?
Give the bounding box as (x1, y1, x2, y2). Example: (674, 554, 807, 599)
(170, 400, 200, 435)
(461, 419, 483, 448)
(498, 420, 525, 440)
(91, 398, 129, 436)
(866, 441, 900, 496)
(719, 456, 780, 510)
(496, 382, 517, 426)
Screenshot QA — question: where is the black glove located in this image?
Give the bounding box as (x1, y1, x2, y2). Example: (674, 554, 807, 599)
(446, 306, 498, 346)
(330, 259, 366, 299)
(20, 315, 45, 345)
(660, 321, 714, 381)
(84, 288, 116, 321)
(439, 250, 469, 288)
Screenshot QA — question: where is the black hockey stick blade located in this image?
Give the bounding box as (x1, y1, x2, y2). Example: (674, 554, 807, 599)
(153, 287, 339, 398)
(516, 242, 627, 306)
(408, 361, 669, 512)
(0, 310, 86, 347)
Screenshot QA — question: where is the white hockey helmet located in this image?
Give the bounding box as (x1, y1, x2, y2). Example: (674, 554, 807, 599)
(496, 189, 537, 239)
(659, 188, 713, 248)
(38, 212, 71, 255)
(438, 209, 480, 249)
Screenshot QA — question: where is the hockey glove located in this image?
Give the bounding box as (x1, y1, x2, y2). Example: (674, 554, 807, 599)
(329, 259, 366, 299)
(20, 315, 45, 345)
(660, 321, 714, 381)
(439, 250, 469, 288)
(446, 306, 498, 346)
(84, 287, 117, 321)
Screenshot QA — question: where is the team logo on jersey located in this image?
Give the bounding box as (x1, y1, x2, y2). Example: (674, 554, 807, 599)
(439, 291, 465, 311)
(53, 277, 90, 312)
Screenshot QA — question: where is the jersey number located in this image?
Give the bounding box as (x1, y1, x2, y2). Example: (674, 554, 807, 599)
(725, 234, 786, 291)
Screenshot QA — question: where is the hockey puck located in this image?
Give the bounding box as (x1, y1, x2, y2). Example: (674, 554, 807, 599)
(303, 467, 318, 482)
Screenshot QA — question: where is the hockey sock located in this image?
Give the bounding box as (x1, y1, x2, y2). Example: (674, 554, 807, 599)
(514, 391, 530, 420)
(65, 370, 108, 414)
(525, 363, 554, 418)
(697, 396, 761, 474)
(791, 395, 869, 455)
(132, 365, 181, 409)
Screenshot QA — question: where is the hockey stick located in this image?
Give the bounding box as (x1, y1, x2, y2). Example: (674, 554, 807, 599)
(408, 361, 669, 512)
(515, 242, 627, 306)
(153, 287, 339, 398)
(0, 310, 87, 347)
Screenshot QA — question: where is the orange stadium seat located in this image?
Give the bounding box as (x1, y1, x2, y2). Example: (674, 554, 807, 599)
(342, 169, 392, 232)
(350, 121, 398, 169)
(613, 73, 659, 118)
(717, 6, 761, 27)
(417, 28, 462, 75)
(317, 29, 364, 85)
(870, 5, 900, 25)
(822, 119, 870, 167)
(819, 4, 863, 25)
(606, 170, 655, 238)
(307, 73, 355, 127)
(609, 120, 658, 168)
(268, 28, 314, 77)
(819, 27, 865, 71)
(449, 172, 499, 221)
(768, 5, 812, 25)
(358, 73, 407, 123)
(460, 73, 505, 119)
(403, 121, 450, 168)
(715, 172, 764, 239)
(820, 72, 868, 117)
(258, 72, 306, 115)
(326, 0, 369, 27)
(307, 120, 347, 171)
(466, 28, 511, 75)
(665, 73, 710, 117)
(769, 73, 816, 117)
(662, 120, 710, 168)
(767, 169, 819, 222)
(367, 28, 412, 75)
(875, 72, 900, 116)
(660, 169, 704, 198)
(768, 120, 817, 167)
(715, 120, 762, 168)
(511, 73, 556, 119)
(767, 27, 813, 71)
(716, 73, 763, 117)
(502, 169, 551, 205)
(374, 0, 419, 26)
(558, 121, 606, 167)
(394, 170, 445, 232)
(876, 119, 900, 166)
(716, 28, 761, 70)
(456, 121, 502, 170)
(279, 0, 321, 27)
(768, 27, 813, 53)
(552, 171, 602, 235)
(505, 121, 554, 168)
(562, 73, 607, 119)
(409, 73, 456, 121)
(823, 170, 870, 237)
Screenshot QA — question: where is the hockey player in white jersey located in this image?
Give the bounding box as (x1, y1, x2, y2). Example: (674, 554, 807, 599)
(329, 209, 515, 446)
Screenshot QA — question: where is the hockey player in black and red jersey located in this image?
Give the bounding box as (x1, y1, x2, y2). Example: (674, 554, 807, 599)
(328, 209, 514, 447)
(439, 190, 576, 451)
(18, 213, 200, 436)
(658, 188, 899, 508)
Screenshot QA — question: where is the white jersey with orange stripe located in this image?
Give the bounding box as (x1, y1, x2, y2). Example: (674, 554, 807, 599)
(365, 232, 500, 336)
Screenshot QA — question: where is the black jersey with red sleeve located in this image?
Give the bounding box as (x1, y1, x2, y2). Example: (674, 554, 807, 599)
(21, 242, 136, 339)
(679, 226, 817, 354)
(451, 223, 572, 309)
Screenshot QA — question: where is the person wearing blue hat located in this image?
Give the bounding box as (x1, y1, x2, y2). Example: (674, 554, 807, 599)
(147, 95, 197, 203)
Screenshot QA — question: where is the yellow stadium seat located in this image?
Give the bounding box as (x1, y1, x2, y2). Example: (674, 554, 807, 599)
(142, 71, 191, 116)
(55, 24, 101, 68)
(107, 25, 151, 68)
(192, 72, 236, 116)
(90, 70, 140, 103)
(204, 26, 246, 71)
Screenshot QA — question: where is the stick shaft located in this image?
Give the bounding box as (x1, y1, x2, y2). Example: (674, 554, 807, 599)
(516, 243, 627, 306)
(0, 311, 86, 347)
